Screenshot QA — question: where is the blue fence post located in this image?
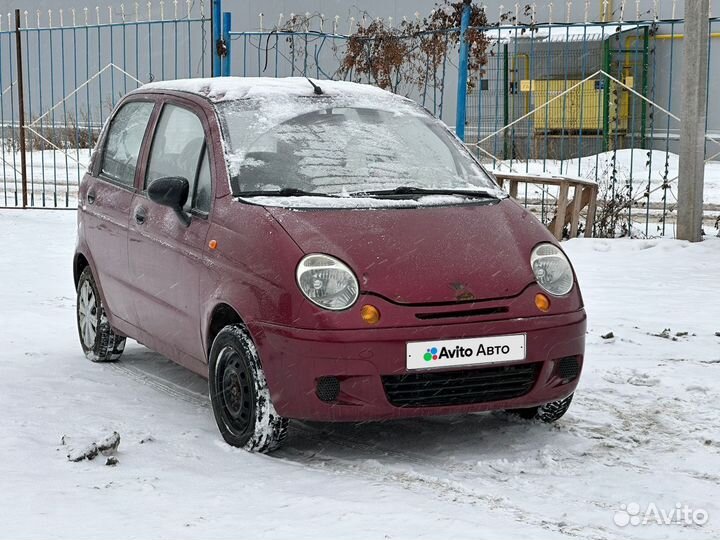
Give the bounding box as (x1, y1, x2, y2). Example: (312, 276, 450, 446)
(455, 0, 472, 141)
(222, 12, 231, 76)
(212, 0, 222, 77)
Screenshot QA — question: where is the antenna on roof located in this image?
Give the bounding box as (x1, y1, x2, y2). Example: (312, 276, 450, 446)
(306, 78, 323, 95)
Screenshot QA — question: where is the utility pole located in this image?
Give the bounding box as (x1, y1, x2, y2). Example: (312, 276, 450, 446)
(677, 0, 709, 242)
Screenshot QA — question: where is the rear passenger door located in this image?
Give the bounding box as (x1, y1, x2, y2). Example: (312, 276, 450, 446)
(128, 98, 214, 364)
(81, 99, 155, 327)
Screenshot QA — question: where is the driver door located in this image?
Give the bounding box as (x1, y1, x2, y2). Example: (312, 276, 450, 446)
(127, 98, 213, 364)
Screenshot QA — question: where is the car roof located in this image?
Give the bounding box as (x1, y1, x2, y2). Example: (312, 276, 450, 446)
(137, 76, 410, 104)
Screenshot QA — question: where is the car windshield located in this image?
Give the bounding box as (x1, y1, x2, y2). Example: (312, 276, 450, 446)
(216, 97, 503, 199)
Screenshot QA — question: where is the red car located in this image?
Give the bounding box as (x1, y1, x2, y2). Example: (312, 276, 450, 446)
(74, 77, 586, 452)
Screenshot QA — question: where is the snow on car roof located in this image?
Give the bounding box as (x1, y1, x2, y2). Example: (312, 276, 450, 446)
(140, 76, 407, 103)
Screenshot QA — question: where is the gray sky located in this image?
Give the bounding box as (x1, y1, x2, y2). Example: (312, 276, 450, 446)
(1, 1, 717, 30)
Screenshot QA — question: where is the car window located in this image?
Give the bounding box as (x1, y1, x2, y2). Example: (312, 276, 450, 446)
(145, 104, 205, 212)
(100, 101, 154, 187)
(194, 148, 212, 213)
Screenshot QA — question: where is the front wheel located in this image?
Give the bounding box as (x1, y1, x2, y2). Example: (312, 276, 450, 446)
(208, 325, 288, 453)
(76, 266, 126, 362)
(509, 394, 574, 423)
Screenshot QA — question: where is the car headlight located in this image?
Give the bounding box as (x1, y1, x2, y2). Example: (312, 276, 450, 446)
(530, 243, 574, 296)
(296, 254, 359, 310)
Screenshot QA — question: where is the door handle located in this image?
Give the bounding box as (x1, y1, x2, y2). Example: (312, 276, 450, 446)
(134, 206, 147, 225)
(87, 190, 96, 204)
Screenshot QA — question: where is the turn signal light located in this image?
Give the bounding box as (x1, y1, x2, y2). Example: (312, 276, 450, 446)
(535, 293, 551, 312)
(360, 304, 381, 325)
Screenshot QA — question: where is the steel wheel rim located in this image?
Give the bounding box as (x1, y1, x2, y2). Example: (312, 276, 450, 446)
(78, 280, 98, 348)
(217, 347, 253, 434)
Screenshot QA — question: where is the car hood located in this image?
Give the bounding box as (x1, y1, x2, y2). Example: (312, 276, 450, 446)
(265, 199, 553, 305)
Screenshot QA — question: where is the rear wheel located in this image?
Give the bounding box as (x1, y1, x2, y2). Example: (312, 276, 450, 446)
(76, 266, 126, 362)
(208, 325, 288, 452)
(509, 394, 574, 423)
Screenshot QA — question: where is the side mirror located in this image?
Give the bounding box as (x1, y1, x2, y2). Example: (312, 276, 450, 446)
(147, 177, 191, 226)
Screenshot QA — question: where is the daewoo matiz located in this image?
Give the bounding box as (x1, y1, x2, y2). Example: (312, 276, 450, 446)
(74, 77, 586, 452)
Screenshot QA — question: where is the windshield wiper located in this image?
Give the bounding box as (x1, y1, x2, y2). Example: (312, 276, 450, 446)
(237, 187, 335, 198)
(351, 186, 500, 199)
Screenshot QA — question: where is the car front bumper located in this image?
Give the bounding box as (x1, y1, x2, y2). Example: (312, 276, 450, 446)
(250, 309, 586, 421)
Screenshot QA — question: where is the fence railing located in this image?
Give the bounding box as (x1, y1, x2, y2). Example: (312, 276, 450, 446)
(1, 1, 718, 239)
(215, 8, 719, 238)
(0, 2, 210, 208)
(463, 18, 720, 238)
(222, 29, 457, 122)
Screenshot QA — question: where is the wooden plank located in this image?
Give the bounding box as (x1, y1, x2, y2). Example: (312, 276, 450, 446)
(509, 180, 518, 199)
(547, 182, 593, 233)
(553, 181, 570, 240)
(569, 185, 584, 237)
(493, 171, 597, 187)
(584, 186, 598, 238)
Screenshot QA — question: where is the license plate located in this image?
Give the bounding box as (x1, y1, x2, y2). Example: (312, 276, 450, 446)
(406, 334, 526, 370)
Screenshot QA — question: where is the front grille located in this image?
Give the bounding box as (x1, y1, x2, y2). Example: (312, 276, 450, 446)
(382, 363, 541, 408)
(414, 306, 509, 320)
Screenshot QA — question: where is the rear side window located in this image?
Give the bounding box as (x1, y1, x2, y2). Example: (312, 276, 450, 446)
(145, 105, 207, 212)
(100, 101, 154, 187)
(194, 148, 212, 213)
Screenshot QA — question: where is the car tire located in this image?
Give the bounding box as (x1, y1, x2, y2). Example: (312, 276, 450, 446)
(509, 393, 574, 423)
(76, 266, 126, 363)
(208, 324, 288, 453)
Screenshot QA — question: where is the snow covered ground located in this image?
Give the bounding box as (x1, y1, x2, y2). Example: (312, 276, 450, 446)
(2, 146, 720, 237)
(490, 149, 720, 207)
(0, 149, 90, 207)
(3, 147, 720, 208)
(1, 210, 719, 539)
(487, 149, 720, 236)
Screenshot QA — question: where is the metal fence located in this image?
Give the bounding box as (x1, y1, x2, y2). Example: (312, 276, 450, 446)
(223, 27, 456, 121)
(219, 13, 720, 237)
(1, 1, 718, 239)
(467, 19, 720, 238)
(0, 2, 210, 208)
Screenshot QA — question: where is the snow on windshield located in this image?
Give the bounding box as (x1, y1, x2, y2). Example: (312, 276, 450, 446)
(216, 95, 504, 206)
